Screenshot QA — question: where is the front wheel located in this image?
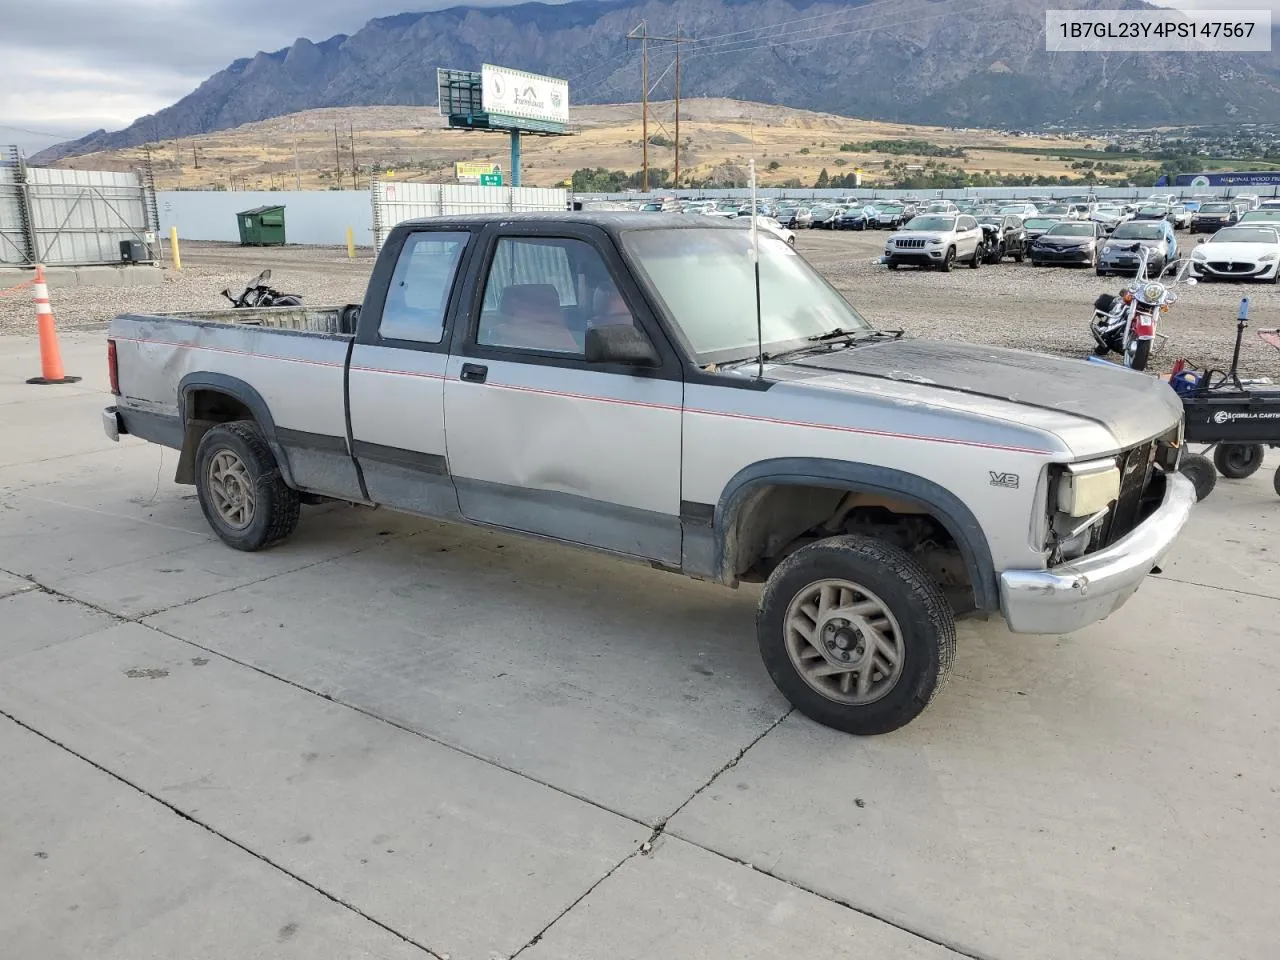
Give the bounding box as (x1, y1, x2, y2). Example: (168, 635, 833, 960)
(757, 535, 956, 735)
(1125, 337, 1151, 371)
(1215, 443, 1265, 480)
(195, 421, 300, 551)
(1181, 453, 1217, 501)
(939, 247, 955, 272)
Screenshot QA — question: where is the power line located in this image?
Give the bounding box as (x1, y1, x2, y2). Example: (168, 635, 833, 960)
(0, 123, 70, 139)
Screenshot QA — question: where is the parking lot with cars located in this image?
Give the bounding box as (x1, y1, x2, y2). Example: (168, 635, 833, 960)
(4, 224, 1279, 959)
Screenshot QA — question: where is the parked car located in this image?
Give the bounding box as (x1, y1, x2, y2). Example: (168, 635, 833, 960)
(733, 214, 797, 246)
(102, 211, 1195, 736)
(1259, 199, 1280, 211)
(1240, 209, 1280, 226)
(1234, 194, 1262, 211)
(837, 206, 876, 230)
(872, 203, 911, 229)
(1090, 204, 1129, 233)
(976, 215, 1026, 263)
(1146, 193, 1179, 206)
(925, 201, 959, 214)
(1096, 219, 1178, 277)
(1133, 203, 1174, 224)
(1064, 203, 1095, 221)
(1029, 221, 1106, 268)
(999, 202, 1039, 218)
(883, 214, 984, 271)
(778, 206, 812, 230)
(1021, 215, 1065, 253)
(1037, 204, 1071, 218)
(1188, 225, 1280, 283)
(809, 204, 841, 229)
(1191, 202, 1239, 233)
(1169, 204, 1193, 230)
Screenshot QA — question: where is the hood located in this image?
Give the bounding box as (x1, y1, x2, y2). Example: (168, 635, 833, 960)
(1197, 241, 1275, 259)
(769, 338, 1182, 454)
(890, 230, 950, 242)
(1036, 234, 1094, 246)
(1106, 237, 1164, 250)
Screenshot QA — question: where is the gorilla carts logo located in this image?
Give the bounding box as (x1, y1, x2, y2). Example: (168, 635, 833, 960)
(1213, 409, 1280, 424)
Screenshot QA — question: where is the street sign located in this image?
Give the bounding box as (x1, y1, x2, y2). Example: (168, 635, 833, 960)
(479, 173, 503, 186)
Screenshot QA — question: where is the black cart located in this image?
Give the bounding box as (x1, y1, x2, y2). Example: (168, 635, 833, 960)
(1173, 297, 1280, 500)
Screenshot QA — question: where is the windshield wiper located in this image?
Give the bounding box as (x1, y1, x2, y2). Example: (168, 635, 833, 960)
(806, 328, 903, 344)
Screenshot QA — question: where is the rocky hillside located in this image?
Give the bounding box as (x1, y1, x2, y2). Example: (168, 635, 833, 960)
(34, 0, 1280, 163)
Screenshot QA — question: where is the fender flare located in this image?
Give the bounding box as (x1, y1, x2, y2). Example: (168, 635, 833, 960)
(714, 457, 999, 612)
(176, 373, 295, 487)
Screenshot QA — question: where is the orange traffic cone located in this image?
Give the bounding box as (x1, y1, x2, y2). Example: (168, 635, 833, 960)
(26, 264, 80, 385)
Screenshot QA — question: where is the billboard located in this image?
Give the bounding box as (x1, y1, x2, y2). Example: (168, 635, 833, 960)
(481, 64, 569, 125)
(1174, 171, 1280, 187)
(455, 161, 502, 183)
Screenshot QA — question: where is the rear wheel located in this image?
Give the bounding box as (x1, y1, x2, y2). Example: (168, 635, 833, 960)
(1214, 443, 1265, 480)
(195, 421, 300, 551)
(969, 244, 982, 269)
(757, 535, 956, 736)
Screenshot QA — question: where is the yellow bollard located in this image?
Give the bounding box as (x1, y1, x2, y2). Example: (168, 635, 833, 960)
(346, 226, 356, 259)
(169, 225, 182, 271)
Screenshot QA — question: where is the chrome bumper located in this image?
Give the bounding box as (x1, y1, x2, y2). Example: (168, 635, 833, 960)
(999, 471, 1196, 635)
(102, 405, 122, 442)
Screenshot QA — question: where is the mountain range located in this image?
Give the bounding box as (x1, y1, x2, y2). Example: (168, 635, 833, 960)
(34, 0, 1280, 164)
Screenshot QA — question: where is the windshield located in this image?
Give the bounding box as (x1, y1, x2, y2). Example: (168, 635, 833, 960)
(621, 228, 871, 364)
(1045, 223, 1094, 237)
(1242, 211, 1280, 222)
(1200, 204, 1231, 213)
(1094, 206, 1122, 215)
(1112, 223, 1163, 240)
(878, 205, 903, 213)
(904, 216, 956, 231)
(1024, 218, 1058, 229)
(1138, 206, 1167, 215)
(997, 206, 1026, 214)
(977, 216, 1003, 225)
(1039, 205, 1068, 214)
(1211, 227, 1280, 244)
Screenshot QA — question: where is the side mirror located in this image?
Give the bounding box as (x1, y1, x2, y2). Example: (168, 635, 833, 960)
(257, 269, 272, 283)
(221, 288, 233, 299)
(585, 325, 659, 366)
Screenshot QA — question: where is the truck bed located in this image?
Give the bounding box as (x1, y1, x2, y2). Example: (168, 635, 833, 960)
(153, 304, 359, 336)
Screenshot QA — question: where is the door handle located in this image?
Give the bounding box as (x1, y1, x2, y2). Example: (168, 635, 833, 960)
(460, 363, 488, 384)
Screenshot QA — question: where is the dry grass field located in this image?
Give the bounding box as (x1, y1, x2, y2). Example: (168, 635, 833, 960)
(52, 98, 1146, 191)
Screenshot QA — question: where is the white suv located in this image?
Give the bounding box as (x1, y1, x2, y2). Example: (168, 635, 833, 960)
(884, 213, 984, 271)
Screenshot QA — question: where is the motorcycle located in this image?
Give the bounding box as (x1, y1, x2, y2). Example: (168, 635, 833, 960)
(1088, 244, 1194, 371)
(221, 269, 302, 308)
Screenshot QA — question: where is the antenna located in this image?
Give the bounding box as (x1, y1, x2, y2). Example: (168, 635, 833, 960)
(750, 158, 764, 379)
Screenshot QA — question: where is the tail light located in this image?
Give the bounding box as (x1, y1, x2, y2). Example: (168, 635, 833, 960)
(1133, 309, 1156, 338)
(107, 339, 120, 396)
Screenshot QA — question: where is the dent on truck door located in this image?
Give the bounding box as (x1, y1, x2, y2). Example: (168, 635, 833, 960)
(347, 230, 470, 517)
(443, 232, 683, 563)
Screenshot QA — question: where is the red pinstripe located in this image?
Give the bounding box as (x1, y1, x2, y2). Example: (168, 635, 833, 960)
(114, 335, 1053, 456)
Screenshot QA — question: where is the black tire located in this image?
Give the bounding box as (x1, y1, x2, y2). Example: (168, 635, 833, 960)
(939, 247, 955, 272)
(887, 262, 899, 270)
(1013, 246, 1024, 263)
(969, 244, 982, 269)
(1126, 338, 1151, 371)
(195, 421, 300, 551)
(1096, 268, 1107, 277)
(1274, 464, 1280, 498)
(1214, 443, 1265, 480)
(1180, 453, 1217, 502)
(757, 535, 956, 736)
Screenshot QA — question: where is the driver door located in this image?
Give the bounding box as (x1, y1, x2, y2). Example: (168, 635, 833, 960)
(955, 216, 980, 258)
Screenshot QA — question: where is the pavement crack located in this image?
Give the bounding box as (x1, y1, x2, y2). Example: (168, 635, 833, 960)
(0, 708, 442, 959)
(1153, 573, 1280, 603)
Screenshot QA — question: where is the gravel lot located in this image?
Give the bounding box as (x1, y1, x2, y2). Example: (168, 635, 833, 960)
(6, 233, 1279, 378)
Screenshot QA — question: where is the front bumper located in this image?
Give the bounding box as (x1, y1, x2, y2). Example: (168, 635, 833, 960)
(1190, 259, 1278, 281)
(1032, 245, 1095, 263)
(999, 471, 1195, 635)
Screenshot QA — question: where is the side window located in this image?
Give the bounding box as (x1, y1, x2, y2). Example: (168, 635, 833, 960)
(476, 237, 644, 356)
(379, 231, 469, 344)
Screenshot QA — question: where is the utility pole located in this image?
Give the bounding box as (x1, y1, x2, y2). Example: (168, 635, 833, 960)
(193, 144, 199, 169)
(628, 22, 695, 193)
(349, 123, 358, 190)
(293, 119, 301, 190)
(334, 124, 342, 183)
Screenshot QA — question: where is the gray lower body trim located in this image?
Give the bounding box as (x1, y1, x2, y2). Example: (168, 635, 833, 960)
(351, 440, 448, 475)
(454, 477, 681, 565)
(274, 427, 364, 501)
(117, 407, 183, 450)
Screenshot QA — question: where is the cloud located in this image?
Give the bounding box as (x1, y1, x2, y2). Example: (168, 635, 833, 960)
(1, 0, 566, 154)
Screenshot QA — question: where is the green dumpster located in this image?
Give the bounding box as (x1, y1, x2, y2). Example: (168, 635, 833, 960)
(236, 205, 286, 246)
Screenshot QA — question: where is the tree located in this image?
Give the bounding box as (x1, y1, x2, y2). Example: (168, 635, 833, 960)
(768, 160, 780, 171)
(815, 167, 830, 188)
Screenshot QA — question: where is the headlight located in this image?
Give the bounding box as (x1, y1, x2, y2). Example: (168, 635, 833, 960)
(1057, 460, 1120, 517)
(927, 238, 943, 244)
(1192, 248, 1208, 260)
(1261, 253, 1278, 262)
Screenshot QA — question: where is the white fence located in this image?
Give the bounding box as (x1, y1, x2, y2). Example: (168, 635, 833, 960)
(0, 161, 155, 267)
(158, 190, 372, 247)
(576, 184, 1280, 204)
(371, 182, 568, 250)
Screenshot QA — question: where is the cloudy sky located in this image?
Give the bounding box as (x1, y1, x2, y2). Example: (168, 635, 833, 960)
(2, 0, 1276, 155)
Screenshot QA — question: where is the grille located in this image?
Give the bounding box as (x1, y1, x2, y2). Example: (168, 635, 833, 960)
(1099, 442, 1155, 547)
(895, 238, 927, 249)
(1208, 261, 1255, 273)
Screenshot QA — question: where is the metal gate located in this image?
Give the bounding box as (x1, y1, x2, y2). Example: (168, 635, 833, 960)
(371, 180, 567, 250)
(0, 147, 159, 267)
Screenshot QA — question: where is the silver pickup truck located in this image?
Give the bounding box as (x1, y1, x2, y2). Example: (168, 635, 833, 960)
(104, 213, 1195, 735)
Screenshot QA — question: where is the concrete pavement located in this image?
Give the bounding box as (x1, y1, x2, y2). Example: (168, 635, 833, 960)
(1, 330, 1276, 960)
